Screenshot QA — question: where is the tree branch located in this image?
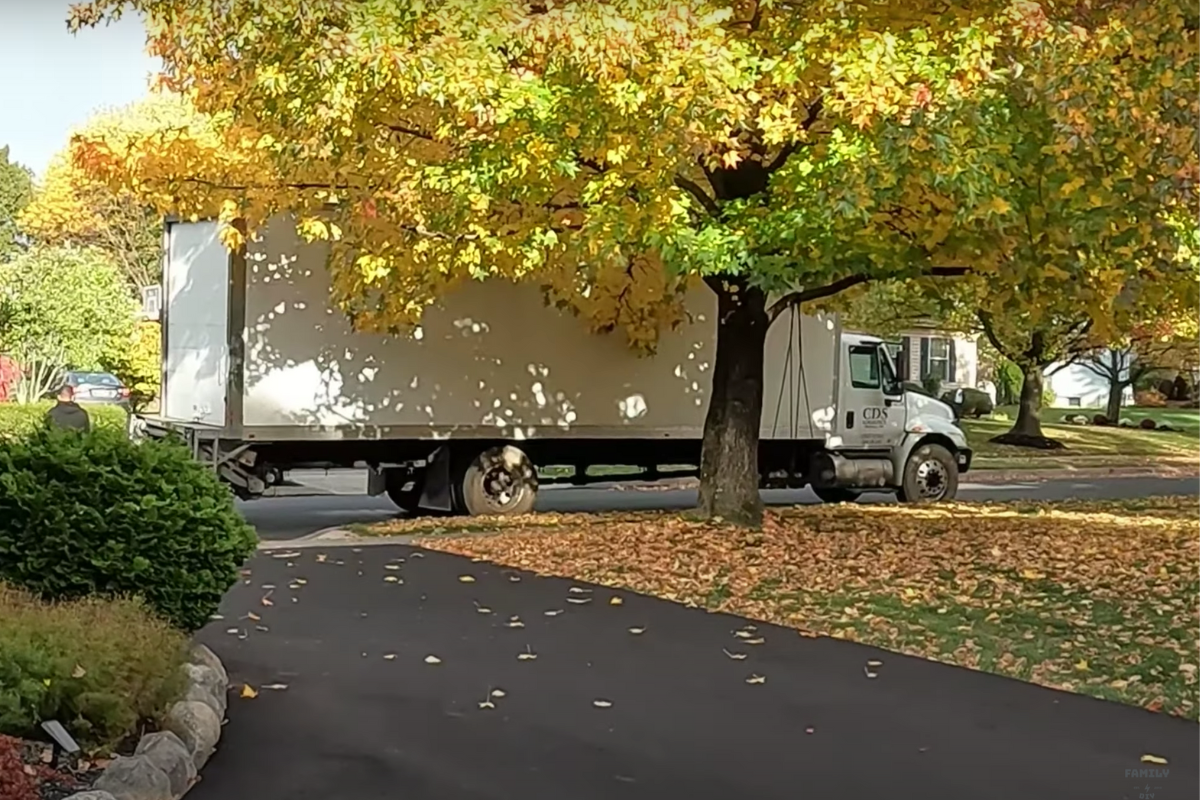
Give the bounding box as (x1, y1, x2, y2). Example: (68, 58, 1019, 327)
(765, 265, 969, 323)
(385, 122, 437, 141)
(673, 174, 720, 217)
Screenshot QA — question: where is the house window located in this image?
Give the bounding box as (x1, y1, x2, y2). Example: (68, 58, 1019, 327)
(849, 345, 881, 390)
(921, 336, 956, 384)
(1068, 397, 1081, 407)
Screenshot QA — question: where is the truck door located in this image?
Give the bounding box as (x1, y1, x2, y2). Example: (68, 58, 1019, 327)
(838, 342, 906, 449)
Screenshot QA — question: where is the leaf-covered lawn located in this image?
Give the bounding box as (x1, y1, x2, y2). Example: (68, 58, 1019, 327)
(366, 497, 1200, 718)
(963, 409, 1199, 469)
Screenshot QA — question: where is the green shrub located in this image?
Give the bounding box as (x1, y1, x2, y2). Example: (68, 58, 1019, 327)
(0, 401, 127, 440)
(0, 584, 187, 748)
(939, 387, 995, 418)
(0, 427, 257, 632)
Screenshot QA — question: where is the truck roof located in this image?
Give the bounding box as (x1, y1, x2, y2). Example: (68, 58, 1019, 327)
(843, 332, 883, 347)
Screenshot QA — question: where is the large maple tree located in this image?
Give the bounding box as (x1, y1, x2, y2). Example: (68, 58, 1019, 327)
(68, 0, 1196, 523)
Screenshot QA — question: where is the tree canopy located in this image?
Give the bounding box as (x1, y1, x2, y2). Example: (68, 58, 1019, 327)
(0, 146, 33, 262)
(67, 0, 1199, 522)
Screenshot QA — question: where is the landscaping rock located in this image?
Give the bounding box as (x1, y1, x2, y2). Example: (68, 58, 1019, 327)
(63, 792, 119, 800)
(188, 643, 228, 687)
(162, 700, 222, 769)
(134, 731, 197, 797)
(182, 662, 228, 717)
(93, 755, 172, 800)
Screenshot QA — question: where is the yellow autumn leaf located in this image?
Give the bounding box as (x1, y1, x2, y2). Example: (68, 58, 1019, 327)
(240, 684, 258, 699)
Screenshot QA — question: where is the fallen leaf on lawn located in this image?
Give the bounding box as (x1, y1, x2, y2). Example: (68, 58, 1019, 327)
(471, 557, 486, 562)
(491, 688, 507, 698)
(592, 699, 613, 708)
(722, 649, 747, 661)
(1110, 679, 1129, 689)
(798, 630, 819, 638)
(1140, 754, 1168, 765)
(71, 664, 86, 679)
(1074, 659, 1090, 672)
(383, 654, 397, 660)
(866, 659, 883, 668)
(424, 655, 443, 665)
(240, 684, 258, 699)
(384, 576, 400, 583)
(745, 674, 766, 684)
(517, 645, 538, 661)
(262, 683, 289, 691)
(459, 575, 476, 583)
(864, 667, 879, 679)
(569, 586, 592, 594)
(544, 609, 563, 616)
(1020, 568, 1045, 580)
(566, 597, 592, 605)
(628, 626, 646, 635)
(609, 596, 624, 606)
(744, 637, 766, 645)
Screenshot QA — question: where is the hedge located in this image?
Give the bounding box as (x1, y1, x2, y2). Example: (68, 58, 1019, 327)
(0, 401, 128, 439)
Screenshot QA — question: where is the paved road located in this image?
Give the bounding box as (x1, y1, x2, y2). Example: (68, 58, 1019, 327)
(239, 471, 1199, 541)
(194, 545, 1198, 800)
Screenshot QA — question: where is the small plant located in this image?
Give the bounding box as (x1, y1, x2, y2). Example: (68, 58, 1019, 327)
(1138, 418, 1158, 430)
(1091, 413, 1110, 426)
(0, 427, 257, 631)
(0, 401, 127, 440)
(1135, 388, 1167, 407)
(0, 585, 186, 748)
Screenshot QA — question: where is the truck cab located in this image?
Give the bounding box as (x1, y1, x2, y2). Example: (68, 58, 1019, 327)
(808, 333, 972, 503)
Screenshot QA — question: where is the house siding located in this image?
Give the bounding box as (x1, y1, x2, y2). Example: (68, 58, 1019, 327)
(898, 331, 977, 390)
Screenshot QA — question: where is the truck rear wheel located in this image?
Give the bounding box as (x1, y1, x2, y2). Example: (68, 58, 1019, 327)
(456, 445, 538, 516)
(811, 486, 862, 504)
(897, 443, 958, 503)
(385, 468, 425, 514)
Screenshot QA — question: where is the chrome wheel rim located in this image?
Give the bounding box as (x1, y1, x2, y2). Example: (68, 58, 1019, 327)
(915, 459, 948, 500)
(482, 465, 521, 510)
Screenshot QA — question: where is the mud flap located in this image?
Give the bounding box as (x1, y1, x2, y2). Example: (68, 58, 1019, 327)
(418, 445, 454, 512)
(365, 467, 387, 497)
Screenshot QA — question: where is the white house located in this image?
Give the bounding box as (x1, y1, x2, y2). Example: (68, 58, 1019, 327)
(1045, 353, 1133, 410)
(876, 328, 978, 391)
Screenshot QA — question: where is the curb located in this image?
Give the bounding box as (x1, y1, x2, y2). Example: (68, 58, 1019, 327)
(65, 643, 229, 800)
(965, 465, 1198, 484)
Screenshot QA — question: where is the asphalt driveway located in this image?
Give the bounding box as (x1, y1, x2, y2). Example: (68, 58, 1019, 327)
(194, 544, 1198, 800)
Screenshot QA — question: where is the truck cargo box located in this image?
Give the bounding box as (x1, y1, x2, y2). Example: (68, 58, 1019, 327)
(161, 218, 840, 444)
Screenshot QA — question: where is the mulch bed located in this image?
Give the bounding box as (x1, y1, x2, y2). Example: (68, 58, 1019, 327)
(1, 734, 132, 800)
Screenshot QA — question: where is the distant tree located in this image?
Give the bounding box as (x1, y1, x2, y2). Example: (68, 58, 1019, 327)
(20, 142, 162, 295)
(1078, 314, 1200, 421)
(0, 146, 34, 261)
(0, 246, 137, 385)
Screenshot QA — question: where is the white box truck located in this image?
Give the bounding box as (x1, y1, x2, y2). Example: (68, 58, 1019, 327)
(147, 217, 972, 514)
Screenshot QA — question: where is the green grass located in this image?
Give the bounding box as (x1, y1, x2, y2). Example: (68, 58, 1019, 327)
(962, 405, 1198, 469)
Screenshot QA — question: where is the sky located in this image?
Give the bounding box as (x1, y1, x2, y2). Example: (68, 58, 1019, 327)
(0, 1, 159, 178)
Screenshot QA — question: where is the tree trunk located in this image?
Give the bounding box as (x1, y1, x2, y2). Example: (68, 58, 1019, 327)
(1105, 381, 1124, 422)
(1009, 363, 1045, 438)
(696, 276, 769, 526)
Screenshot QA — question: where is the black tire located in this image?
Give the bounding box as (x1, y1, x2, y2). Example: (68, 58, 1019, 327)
(811, 486, 863, 504)
(385, 468, 425, 513)
(896, 443, 959, 503)
(457, 445, 538, 516)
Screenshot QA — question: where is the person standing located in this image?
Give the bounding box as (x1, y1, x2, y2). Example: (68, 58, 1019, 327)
(45, 384, 91, 432)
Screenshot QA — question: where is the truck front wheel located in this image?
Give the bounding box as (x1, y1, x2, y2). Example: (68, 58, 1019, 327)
(897, 443, 959, 503)
(456, 445, 538, 516)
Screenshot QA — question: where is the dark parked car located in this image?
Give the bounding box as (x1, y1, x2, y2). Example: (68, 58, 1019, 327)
(61, 371, 131, 409)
